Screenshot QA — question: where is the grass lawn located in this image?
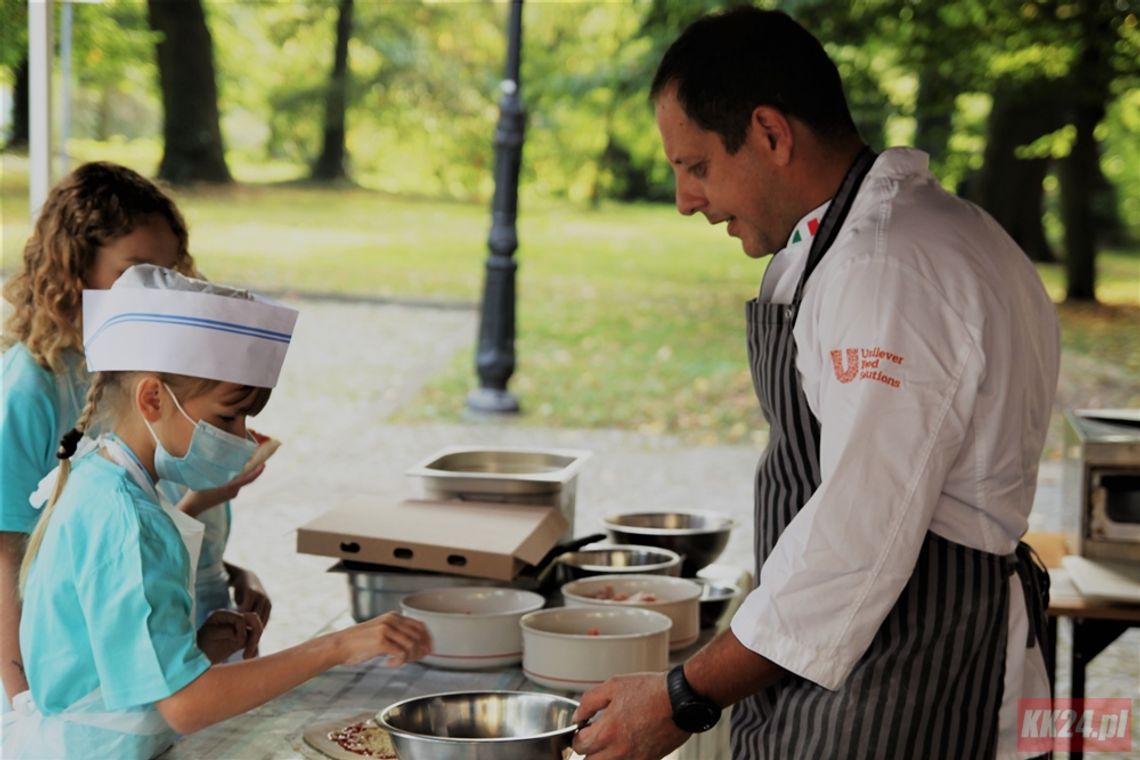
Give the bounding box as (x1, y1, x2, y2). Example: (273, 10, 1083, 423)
(3, 151, 1137, 444)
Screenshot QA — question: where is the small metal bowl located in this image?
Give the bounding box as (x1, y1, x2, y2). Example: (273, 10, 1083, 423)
(603, 511, 735, 576)
(552, 545, 682, 586)
(696, 579, 743, 629)
(377, 690, 580, 760)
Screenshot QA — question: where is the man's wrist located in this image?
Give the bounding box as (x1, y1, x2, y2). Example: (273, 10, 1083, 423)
(667, 663, 722, 733)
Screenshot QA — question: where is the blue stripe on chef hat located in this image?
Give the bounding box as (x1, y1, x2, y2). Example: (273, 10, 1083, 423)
(82, 265, 298, 388)
(86, 312, 293, 346)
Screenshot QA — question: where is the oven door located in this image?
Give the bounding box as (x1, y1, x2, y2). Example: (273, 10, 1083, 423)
(1089, 470, 1140, 541)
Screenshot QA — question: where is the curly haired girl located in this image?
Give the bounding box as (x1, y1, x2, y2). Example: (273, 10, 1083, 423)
(1, 163, 266, 703)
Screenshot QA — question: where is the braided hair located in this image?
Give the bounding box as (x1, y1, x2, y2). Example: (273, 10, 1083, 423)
(19, 372, 109, 593)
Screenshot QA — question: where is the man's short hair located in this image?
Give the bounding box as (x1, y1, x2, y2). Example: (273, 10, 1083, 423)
(651, 6, 859, 153)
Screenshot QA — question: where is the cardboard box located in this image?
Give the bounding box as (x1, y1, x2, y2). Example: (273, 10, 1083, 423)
(296, 497, 569, 581)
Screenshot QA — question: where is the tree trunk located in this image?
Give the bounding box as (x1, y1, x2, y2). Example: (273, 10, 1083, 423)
(7, 55, 29, 149)
(913, 67, 954, 170)
(147, 0, 232, 184)
(973, 81, 1065, 262)
(311, 0, 354, 182)
(1060, 108, 1099, 302)
(1059, 1, 1112, 303)
(911, 1, 955, 171)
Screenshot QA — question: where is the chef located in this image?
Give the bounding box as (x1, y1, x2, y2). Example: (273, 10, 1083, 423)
(572, 8, 1059, 760)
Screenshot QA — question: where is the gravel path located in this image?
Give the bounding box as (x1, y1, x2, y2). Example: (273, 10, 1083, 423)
(225, 295, 1136, 758)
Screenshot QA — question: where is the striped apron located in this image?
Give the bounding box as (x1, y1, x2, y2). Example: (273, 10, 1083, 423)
(731, 148, 1049, 759)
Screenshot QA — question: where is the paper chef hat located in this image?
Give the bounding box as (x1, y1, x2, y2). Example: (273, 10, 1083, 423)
(83, 264, 299, 388)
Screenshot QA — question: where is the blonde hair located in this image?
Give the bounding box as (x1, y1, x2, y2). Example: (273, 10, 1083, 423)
(2, 162, 197, 373)
(19, 372, 272, 593)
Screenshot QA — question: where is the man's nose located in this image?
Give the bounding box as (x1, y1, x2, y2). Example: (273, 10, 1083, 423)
(675, 177, 705, 216)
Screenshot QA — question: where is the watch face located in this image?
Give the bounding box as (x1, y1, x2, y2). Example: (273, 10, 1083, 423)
(679, 701, 720, 733)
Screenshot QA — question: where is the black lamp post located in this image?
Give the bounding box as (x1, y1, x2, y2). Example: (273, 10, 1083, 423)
(467, 0, 525, 414)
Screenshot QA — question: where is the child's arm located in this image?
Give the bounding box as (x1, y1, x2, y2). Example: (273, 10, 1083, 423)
(156, 611, 430, 734)
(0, 532, 29, 698)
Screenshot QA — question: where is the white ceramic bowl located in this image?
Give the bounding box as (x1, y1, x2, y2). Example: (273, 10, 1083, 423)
(400, 587, 545, 669)
(561, 574, 701, 651)
(519, 607, 671, 692)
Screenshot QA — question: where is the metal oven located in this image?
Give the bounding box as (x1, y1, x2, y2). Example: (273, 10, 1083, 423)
(1065, 409, 1140, 562)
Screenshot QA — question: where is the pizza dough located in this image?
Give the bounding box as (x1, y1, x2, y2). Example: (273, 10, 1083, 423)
(240, 437, 281, 476)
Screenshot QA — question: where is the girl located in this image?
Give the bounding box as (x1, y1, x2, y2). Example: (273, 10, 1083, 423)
(5, 266, 430, 759)
(1, 163, 268, 702)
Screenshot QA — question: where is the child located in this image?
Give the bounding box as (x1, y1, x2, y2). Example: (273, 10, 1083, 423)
(0, 164, 267, 703)
(4, 266, 431, 759)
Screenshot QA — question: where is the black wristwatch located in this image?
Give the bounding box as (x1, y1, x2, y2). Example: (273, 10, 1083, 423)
(667, 663, 721, 733)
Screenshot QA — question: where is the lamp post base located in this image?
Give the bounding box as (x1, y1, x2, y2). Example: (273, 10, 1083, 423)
(466, 386, 521, 414)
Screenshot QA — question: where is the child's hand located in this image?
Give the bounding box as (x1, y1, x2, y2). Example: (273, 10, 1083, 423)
(176, 466, 266, 518)
(230, 567, 271, 628)
(197, 610, 264, 663)
(339, 612, 432, 667)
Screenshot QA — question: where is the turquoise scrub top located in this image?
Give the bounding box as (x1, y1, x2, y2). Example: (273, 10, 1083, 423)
(158, 481, 233, 626)
(0, 342, 232, 620)
(0, 344, 86, 534)
(20, 453, 210, 717)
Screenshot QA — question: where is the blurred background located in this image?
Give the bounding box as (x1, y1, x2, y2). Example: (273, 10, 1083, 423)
(1, 0, 1137, 450)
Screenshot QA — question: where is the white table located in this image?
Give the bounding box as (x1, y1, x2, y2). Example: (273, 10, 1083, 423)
(163, 566, 749, 759)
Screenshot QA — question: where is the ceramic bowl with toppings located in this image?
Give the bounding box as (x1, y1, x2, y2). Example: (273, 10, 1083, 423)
(400, 587, 545, 669)
(519, 606, 671, 692)
(561, 574, 702, 651)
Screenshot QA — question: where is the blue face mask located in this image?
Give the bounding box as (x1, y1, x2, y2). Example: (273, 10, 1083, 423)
(143, 383, 257, 491)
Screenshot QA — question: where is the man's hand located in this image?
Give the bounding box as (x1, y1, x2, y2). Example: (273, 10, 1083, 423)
(571, 672, 689, 760)
(197, 609, 264, 663)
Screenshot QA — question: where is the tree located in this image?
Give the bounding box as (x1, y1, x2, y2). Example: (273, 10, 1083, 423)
(146, 0, 231, 183)
(7, 55, 28, 149)
(311, 0, 354, 181)
(1, 0, 27, 149)
(1059, 0, 1116, 302)
(973, 80, 1065, 263)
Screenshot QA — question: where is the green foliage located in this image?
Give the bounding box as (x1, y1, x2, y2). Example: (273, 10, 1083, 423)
(4, 0, 1138, 231)
(3, 152, 1137, 442)
(0, 0, 26, 73)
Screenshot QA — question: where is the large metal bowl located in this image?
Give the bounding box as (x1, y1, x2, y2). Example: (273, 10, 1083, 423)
(695, 578, 743, 630)
(552, 545, 682, 586)
(406, 447, 592, 539)
(603, 511, 735, 576)
(377, 690, 580, 760)
(330, 561, 532, 623)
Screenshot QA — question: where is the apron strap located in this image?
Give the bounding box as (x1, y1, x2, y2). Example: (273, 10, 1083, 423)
(1009, 542, 1052, 657)
(790, 146, 878, 310)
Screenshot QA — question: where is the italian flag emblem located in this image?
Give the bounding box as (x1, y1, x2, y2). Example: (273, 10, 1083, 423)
(791, 217, 821, 245)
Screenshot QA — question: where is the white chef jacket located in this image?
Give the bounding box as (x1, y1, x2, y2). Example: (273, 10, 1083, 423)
(731, 148, 1059, 759)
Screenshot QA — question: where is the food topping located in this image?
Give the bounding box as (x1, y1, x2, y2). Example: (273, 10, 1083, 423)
(586, 584, 657, 603)
(328, 719, 397, 758)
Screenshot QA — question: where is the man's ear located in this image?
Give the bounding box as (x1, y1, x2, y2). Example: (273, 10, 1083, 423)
(135, 376, 165, 423)
(751, 106, 794, 167)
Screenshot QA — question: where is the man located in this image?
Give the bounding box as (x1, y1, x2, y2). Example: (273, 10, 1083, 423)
(571, 8, 1058, 760)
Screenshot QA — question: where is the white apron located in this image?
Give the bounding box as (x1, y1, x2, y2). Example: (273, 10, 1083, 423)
(7, 436, 204, 759)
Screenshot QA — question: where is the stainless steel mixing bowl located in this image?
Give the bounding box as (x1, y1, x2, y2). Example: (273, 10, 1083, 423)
(603, 511, 735, 576)
(552, 544, 682, 586)
(377, 690, 580, 760)
(696, 578, 743, 629)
